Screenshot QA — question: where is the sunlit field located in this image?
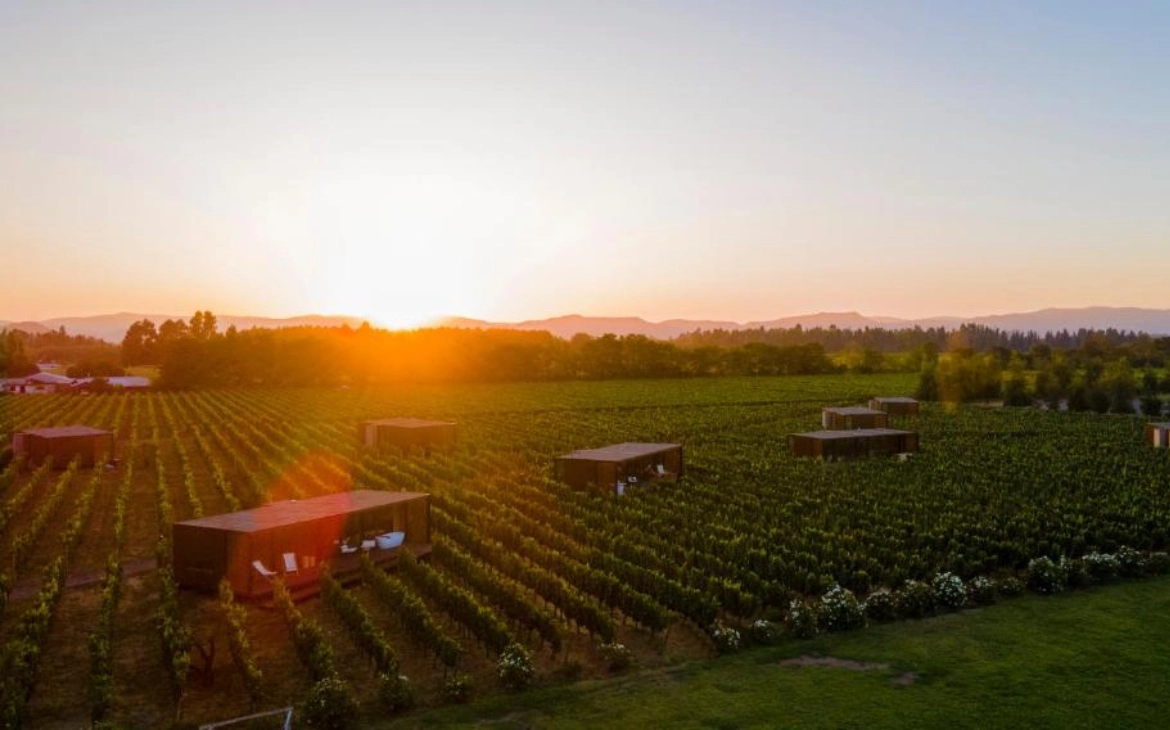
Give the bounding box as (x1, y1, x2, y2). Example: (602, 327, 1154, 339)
(1, 373, 1169, 727)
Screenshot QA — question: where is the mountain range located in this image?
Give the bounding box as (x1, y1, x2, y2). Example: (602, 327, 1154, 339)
(0, 312, 367, 343)
(437, 307, 1170, 339)
(3, 307, 1170, 342)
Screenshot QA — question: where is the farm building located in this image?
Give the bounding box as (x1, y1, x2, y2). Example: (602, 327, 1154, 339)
(822, 406, 889, 430)
(172, 489, 431, 599)
(1147, 423, 1170, 448)
(555, 442, 684, 490)
(360, 418, 457, 451)
(13, 426, 114, 468)
(790, 428, 918, 460)
(868, 397, 921, 417)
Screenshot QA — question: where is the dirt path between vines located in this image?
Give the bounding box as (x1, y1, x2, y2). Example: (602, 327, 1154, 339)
(8, 557, 157, 601)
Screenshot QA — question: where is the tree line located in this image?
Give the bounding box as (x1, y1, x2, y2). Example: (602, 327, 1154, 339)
(0, 328, 120, 377)
(915, 345, 1169, 417)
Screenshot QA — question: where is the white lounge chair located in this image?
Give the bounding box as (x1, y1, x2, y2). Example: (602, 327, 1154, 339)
(376, 531, 405, 550)
(283, 553, 299, 574)
(361, 539, 376, 551)
(340, 543, 358, 555)
(252, 560, 277, 579)
(656, 464, 667, 476)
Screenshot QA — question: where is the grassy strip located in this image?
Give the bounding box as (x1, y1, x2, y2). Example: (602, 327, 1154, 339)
(379, 575, 1170, 729)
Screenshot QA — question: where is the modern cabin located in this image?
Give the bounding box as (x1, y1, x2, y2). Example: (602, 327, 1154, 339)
(822, 406, 889, 430)
(1146, 422, 1170, 448)
(13, 426, 113, 469)
(360, 418, 457, 451)
(555, 442, 683, 490)
(172, 489, 432, 599)
(867, 397, 921, 417)
(790, 428, 918, 460)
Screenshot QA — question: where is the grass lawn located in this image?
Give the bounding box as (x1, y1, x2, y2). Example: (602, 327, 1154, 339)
(380, 575, 1170, 729)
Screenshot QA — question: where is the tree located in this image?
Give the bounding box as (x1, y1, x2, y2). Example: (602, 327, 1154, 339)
(190, 311, 218, 340)
(1002, 355, 1031, 407)
(1, 330, 37, 377)
(122, 319, 159, 366)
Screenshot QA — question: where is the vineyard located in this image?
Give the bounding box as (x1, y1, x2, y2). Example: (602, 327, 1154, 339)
(0, 373, 1169, 728)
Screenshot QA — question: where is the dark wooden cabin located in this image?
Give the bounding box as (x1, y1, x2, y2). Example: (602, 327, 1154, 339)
(868, 397, 921, 417)
(13, 426, 113, 469)
(360, 418, 457, 451)
(172, 490, 431, 599)
(822, 406, 889, 430)
(1146, 422, 1170, 448)
(790, 428, 918, 460)
(555, 442, 683, 490)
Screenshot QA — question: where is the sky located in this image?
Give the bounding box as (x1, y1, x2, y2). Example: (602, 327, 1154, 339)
(2, 1, 1168, 328)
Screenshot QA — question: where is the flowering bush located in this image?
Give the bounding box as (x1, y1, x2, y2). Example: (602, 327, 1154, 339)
(1115, 546, 1147, 577)
(1027, 556, 1067, 594)
(710, 622, 742, 653)
(301, 676, 359, 730)
(932, 572, 967, 610)
(441, 673, 474, 703)
(598, 642, 634, 672)
(497, 643, 535, 691)
(820, 584, 865, 631)
(784, 599, 820, 639)
(966, 576, 996, 605)
(749, 619, 781, 646)
(863, 588, 897, 622)
(378, 673, 416, 713)
(895, 580, 935, 618)
(997, 576, 1025, 597)
(1082, 552, 1119, 583)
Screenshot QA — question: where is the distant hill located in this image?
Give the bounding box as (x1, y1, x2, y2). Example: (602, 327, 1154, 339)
(439, 307, 1170, 339)
(1, 312, 368, 342)
(0, 320, 53, 335)
(6, 306, 1170, 343)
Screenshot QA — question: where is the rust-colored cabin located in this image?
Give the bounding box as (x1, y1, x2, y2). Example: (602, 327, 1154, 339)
(360, 418, 457, 451)
(790, 428, 918, 460)
(868, 397, 921, 417)
(172, 490, 432, 600)
(822, 406, 889, 430)
(13, 426, 113, 469)
(555, 442, 684, 490)
(1146, 422, 1170, 448)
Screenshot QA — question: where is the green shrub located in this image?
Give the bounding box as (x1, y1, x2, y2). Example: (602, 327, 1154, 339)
(378, 673, 415, 713)
(1027, 556, 1067, 594)
(710, 622, 743, 653)
(820, 584, 865, 631)
(442, 673, 474, 704)
(1115, 546, 1147, 577)
(497, 643, 535, 691)
(895, 580, 936, 618)
(997, 576, 1026, 597)
(966, 576, 996, 605)
(784, 599, 820, 639)
(748, 619, 780, 646)
(863, 588, 897, 622)
(1082, 552, 1119, 583)
(598, 642, 634, 671)
(931, 572, 967, 610)
(300, 676, 358, 730)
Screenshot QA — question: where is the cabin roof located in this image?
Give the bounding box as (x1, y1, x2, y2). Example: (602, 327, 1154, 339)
(362, 418, 455, 428)
(174, 489, 428, 533)
(824, 406, 885, 416)
(871, 397, 918, 404)
(19, 425, 111, 439)
(558, 442, 681, 462)
(791, 428, 915, 441)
